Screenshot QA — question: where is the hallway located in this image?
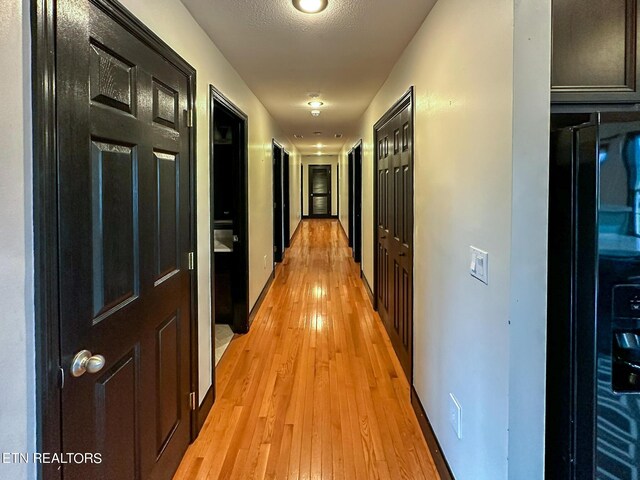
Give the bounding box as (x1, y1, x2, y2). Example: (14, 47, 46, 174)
(174, 220, 439, 480)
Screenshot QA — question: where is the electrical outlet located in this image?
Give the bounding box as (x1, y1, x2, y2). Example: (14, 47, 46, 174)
(449, 393, 462, 439)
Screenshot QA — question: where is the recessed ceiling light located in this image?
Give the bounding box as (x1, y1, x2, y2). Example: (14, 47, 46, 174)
(293, 134, 304, 139)
(308, 101, 324, 108)
(311, 110, 321, 117)
(334, 133, 343, 138)
(292, 0, 328, 14)
(316, 152, 322, 156)
(313, 131, 322, 136)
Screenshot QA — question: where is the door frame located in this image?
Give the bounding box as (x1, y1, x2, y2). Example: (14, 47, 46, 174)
(272, 140, 285, 262)
(308, 164, 333, 218)
(32, 1, 199, 477)
(208, 85, 249, 421)
(372, 87, 414, 376)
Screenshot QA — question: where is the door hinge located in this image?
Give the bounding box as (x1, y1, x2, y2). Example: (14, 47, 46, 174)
(189, 392, 197, 411)
(186, 109, 194, 128)
(273, 246, 277, 253)
(188, 252, 195, 270)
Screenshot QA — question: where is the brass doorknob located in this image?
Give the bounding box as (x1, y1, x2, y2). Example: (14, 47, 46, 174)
(71, 349, 106, 377)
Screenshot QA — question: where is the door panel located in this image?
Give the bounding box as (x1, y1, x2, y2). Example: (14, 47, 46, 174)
(156, 152, 180, 281)
(90, 141, 138, 318)
(95, 352, 138, 480)
(313, 196, 328, 214)
(156, 313, 180, 454)
(375, 96, 413, 380)
(56, 1, 192, 478)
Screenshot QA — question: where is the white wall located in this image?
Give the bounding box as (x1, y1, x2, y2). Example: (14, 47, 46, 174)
(508, 1, 551, 478)
(338, 151, 349, 233)
(301, 155, 339, 216)
(0, 1, 35, 480)
(289, 153, 302, 239)
(118, 0, 300, 404)
(339, 0, 551, 478)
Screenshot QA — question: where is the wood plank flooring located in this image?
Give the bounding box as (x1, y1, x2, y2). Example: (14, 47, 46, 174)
(173, 220, 439, 480)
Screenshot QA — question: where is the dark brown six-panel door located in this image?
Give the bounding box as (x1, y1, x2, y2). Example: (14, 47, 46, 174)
(56, 1, 194, 478)
(374, 90, 414, 380)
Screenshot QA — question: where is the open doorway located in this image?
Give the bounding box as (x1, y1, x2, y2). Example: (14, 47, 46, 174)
(210, 86, 249, 373)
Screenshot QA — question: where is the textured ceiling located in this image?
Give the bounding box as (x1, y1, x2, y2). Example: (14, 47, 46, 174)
(181, 0, 436, 154)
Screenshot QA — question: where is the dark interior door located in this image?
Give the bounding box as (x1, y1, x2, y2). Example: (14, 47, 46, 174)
(353, 144, 363, 263)
(283, 152, 291, 248)
(309, 165, 332, 217)
(273, 143, 284, 262)
(348, 151, 354, 246)
(337, 163, 340, 219)
(375, 99, 413, 380)
(57, 1, 192, 478)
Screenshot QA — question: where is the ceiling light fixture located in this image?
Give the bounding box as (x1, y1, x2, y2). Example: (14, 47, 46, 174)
(308, 101, 324, 108)
(313, 131, 322, 136)
(294, 134, 304, 139)
(292, 0, 328, 14)
(311, 110, 321, 117)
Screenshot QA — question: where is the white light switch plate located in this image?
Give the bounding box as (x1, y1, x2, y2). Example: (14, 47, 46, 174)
(470, 246, 489, 284)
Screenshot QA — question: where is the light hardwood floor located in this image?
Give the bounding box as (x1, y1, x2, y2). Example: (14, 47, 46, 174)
(173, 219, 439, 480)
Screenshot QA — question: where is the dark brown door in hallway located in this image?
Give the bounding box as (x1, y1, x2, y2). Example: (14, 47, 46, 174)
(283, 151, 291, 248)
(273, 142, 285, 262)
(56, 1, 194, 478)
(173, 220, 438, 480)
(350, 143, 363, 264)
(375, 90, 414, 380)
(309, 165, 332, 217)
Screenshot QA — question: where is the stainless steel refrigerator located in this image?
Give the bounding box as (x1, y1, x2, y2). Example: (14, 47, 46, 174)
(547, 112, 640, 479)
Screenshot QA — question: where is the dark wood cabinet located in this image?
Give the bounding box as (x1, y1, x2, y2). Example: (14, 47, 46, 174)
(551, 0, 640, 104)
